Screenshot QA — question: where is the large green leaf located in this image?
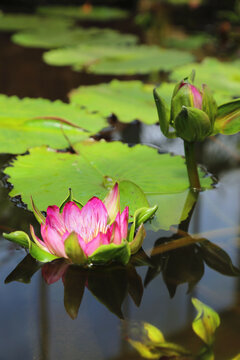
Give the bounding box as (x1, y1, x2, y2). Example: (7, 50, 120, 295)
(37, 5, 129, 21)
(4, 141, 212, 231)
(0, 95, 106, 153)
(171, 58, 240, 102)
(0, 13, 73, 32)
(12, 27, 138, 49)
(43, 45, 195, 75)
(69, 80, 158, 124)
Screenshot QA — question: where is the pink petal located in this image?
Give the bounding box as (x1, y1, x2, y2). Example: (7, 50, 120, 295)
(30, 224, 50, 253)
(41, 224, 67, 258)
(62, 201, 81, 234)
(46, 205, 65, 234)
(42, 261, 69, 285)
(119, 207, 129, 239)
(78, 197, 108, 242)
(85, 232, 109, 256)
(190, 84, 202, 109)
(103, 183, 120, 224)
(109, 221, 122, 245)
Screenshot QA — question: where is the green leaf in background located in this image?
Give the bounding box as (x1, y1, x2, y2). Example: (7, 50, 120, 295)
(0, 13, 74, 32)
(163, 33, 213, 51)
(0, 95, 106, 153)
(192, 297, 220, 346)
(69, 80, 158, 124)
(37, 5, 129, 21)
(4, 141, 212, 231)
(171, 58, 240, 103)
(43, 45, 195, 75)
(12, 27, 138, 49)
(214, 99, 240, 135)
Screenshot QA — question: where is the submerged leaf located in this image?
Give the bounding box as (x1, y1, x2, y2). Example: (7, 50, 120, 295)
(199, 240, 240, 276)
(192, 297, 220, 346)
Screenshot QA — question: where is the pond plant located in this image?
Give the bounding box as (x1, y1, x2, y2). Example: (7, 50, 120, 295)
(127, 298, 240, 359)
(3, 183, 157, 266)
(154, 70, 240, 190)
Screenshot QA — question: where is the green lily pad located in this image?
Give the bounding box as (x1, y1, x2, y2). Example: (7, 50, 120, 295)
(4, 141, 212, 231)
(0, 13, 73, 32)
(43, 45, 195, 75)
(163, 33, 213, 51)
(69, 80, 159, 124)
(37, 5, 129, 21)
(12, 27, 138, 49)
(0, 95, 106, 154)
(171, 58, 240, 102)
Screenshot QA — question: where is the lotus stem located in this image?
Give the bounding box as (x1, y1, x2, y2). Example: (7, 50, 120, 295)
(184, 141, 201, 191)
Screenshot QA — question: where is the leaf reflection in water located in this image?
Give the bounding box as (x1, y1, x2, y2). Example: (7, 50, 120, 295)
(5, 255, 145, 320)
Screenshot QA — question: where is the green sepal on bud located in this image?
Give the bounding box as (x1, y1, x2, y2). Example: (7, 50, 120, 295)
(153, 88, 175, 138)
(175, 106, 212, 142)
(202, 84, 217, 129)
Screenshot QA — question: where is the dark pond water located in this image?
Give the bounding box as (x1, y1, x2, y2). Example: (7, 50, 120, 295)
(0, 6, 240, 360)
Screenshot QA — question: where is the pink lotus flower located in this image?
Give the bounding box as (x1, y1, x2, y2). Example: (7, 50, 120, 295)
(30, 183, 129, 261)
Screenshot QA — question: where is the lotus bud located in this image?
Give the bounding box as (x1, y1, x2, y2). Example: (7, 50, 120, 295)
(175, 106, 212, 142)
(171, 81, 203, 123)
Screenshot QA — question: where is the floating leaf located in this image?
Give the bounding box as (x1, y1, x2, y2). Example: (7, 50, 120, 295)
(43, 45, 195, 75)
(192, 297, 220, 346)
(0, 13, 73, 32)
(38, 5, 129, 21)
(4, 141, 212, 231)
(199, 239, 240, 276)
(214, 99, 240, 135)
(171, 58, 240, 103)
(12, 27, 137, 49)
(69, 80, 159, 124)
(0, 95, 106, 153)
(163, 33, 213, 51)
